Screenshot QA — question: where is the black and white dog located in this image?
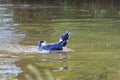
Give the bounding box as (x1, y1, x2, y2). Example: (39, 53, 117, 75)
(39, 32, 71, 51)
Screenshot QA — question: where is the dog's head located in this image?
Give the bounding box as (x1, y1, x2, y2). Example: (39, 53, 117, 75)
(59, 32, 71, 42)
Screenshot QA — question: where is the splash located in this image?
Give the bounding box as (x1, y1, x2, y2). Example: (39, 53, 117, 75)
(38, 48, 72, 54)
(0, 43, 72, 54)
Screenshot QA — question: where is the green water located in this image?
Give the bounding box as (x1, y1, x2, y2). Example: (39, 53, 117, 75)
(0, 0, 120, 80)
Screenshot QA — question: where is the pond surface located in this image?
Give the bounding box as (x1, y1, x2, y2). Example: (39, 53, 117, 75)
(0, 0, 120, 80)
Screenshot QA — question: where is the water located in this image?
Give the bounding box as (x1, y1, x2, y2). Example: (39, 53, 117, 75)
(0, 0, 120, 80)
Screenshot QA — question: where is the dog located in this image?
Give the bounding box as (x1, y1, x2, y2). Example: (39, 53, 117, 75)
(39, 32, 71, 51)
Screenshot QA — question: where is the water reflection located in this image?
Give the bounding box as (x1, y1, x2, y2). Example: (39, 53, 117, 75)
(0, 29, 25, 44)
(0, 3, 25, 44)
(59, 66, 70, 70)
(38, 53, 70, 71)
(39, 53, 69, 62)
(0, 58, 22, 80)
(0, 2, 24, 79)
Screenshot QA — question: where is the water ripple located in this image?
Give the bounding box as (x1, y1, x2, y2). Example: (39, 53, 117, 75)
(0, 43, 72, 54)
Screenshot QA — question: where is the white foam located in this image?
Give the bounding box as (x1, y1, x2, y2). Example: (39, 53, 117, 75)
(39, 47, 73, 54)
(0, 43, 73, 54)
